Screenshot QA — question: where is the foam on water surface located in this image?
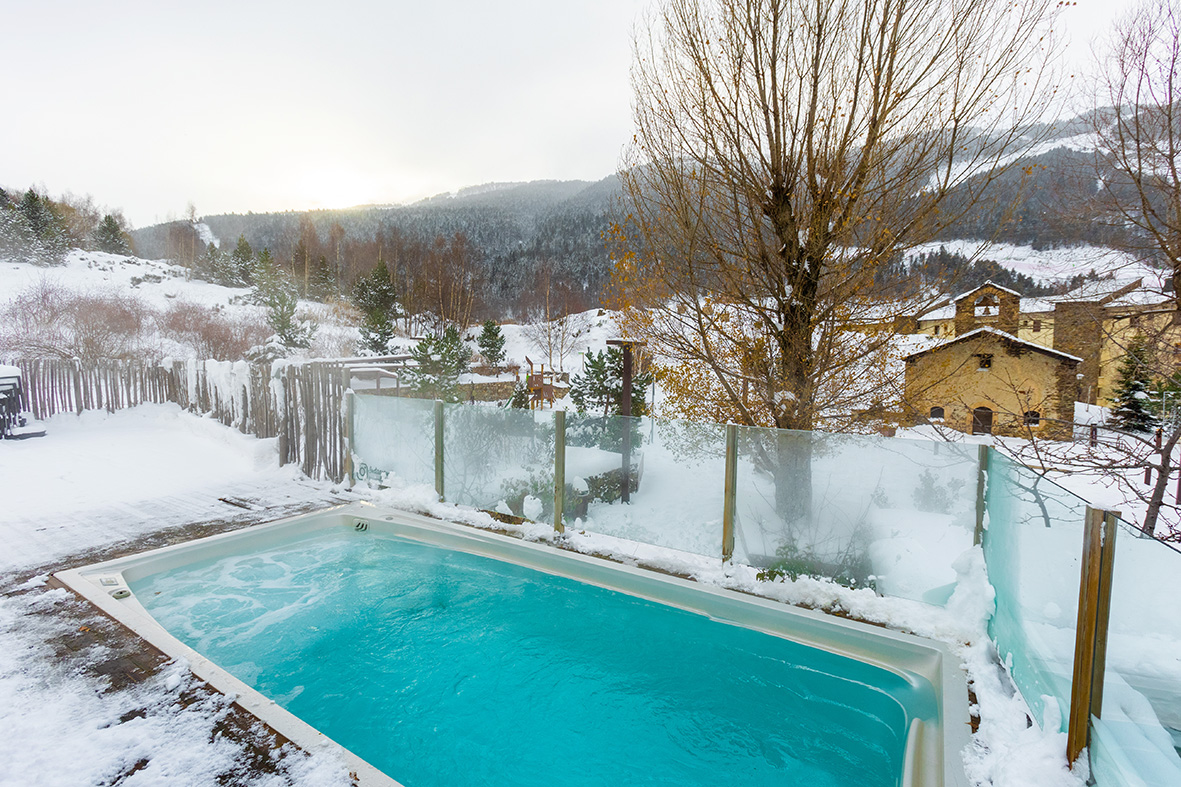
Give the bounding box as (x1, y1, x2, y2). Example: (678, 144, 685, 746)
(131, 530, 932, 787)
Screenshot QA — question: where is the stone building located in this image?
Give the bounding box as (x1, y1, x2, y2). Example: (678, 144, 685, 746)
(904, 327, 1081, 438)
(906, 279, 1177, 409)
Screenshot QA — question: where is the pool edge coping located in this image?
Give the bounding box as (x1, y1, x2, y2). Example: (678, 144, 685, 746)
(55, 501, 971, 787)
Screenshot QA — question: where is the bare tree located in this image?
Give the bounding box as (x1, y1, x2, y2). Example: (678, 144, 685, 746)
(1010, 0, 1181, 539)
(1088, 0, 1181, 307)
(617, 0, 1063, 518)
(522, 265, 589, 372)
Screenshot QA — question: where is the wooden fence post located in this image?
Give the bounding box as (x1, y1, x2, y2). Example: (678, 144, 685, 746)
(722, 423, 738, 562)
(553, 409, 566, 533)
(434, 399, 445, 501)
(72, 361, 83, 415)
(343, 372, 355, 488)
(974, 444, 990, 545)
(1089, 511, 1119, 721)
(1067, 506, 1118, 768)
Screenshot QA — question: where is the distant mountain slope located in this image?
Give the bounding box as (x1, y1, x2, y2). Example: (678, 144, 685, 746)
(130, 111, 1156, 314)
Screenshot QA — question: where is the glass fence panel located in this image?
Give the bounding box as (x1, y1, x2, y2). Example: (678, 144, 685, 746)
(564, 412, 727, 558)
(1090, 519, 1181, 786)
(351, 394, 435, 488)
(732, 428, 979, 603)
(984, 451, 1089, 734)
(441, 403, 556, 522)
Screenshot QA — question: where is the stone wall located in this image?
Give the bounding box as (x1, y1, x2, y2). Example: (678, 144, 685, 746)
(954, 284, 1020, 336)
(1052, 301, 1103, 403)
(905, 333, 1078, 439)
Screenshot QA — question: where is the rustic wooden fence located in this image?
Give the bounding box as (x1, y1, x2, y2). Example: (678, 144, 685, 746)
(5, 358, 347, 483)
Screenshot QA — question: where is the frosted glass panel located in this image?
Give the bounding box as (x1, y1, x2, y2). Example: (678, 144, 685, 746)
(733, 428, 978, 602)
(441, 403, 555, 522)
(983, 451, 1088, 733)
(1091, 521, 1181, 785)
(565, 413, 726, 558)
(351, 394, 435, 488)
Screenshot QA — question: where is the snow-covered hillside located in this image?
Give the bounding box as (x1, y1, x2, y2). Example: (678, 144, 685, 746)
(1, 249, 250, 312)
(908, 240, 1163, 286)
(0, 250, 358, 360)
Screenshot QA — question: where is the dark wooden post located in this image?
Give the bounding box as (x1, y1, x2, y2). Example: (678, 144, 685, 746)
(607, 338, 646, 504)
(554, 409, 566, 533)
(1067, 506, 1119, 768)
(343, 367, 355, 489)
(1089, 511, 1119, 721)
(434, 399, 445, 501)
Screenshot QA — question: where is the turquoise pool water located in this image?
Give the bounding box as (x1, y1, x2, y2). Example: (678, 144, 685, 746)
(130, 530, 931, 787)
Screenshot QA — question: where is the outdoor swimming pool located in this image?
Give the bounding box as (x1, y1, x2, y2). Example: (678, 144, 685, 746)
(57, 505, 968, 787)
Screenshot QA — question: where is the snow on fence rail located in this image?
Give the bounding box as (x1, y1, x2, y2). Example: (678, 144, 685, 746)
(3, 357, 348, 483)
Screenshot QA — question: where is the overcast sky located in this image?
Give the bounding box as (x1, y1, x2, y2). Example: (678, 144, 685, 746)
(0, 0, 1140, 228)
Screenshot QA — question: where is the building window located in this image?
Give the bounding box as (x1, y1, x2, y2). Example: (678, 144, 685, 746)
(1032, 320, 1041, 332)
(974, 294, 998, 317)
(1023, 410, 1041, 427)
(972, 407, 994, 435)
(929, 406, 945, 421)
(977, 353, 993, 370)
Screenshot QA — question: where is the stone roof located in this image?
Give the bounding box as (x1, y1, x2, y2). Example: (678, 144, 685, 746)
(951, 281, 1024, 303)
(904, 326, 1084, 363)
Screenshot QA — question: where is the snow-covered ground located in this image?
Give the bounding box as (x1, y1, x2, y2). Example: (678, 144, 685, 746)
(0, 405, 355, 786)
(908, 240, 1163, 287)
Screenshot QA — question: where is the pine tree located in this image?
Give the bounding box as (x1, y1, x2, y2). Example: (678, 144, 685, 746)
(352, 260, 399, 355)
(19, 190, 53, 238)
(93, 214, 131, 255)
(253, 248, 314, 352)
(406, 327, 470, 402)
(569, 347, 652, 417)
(441, 325, 472, 375)
(1111, 336, 1159, 433)
(231, 235, 255, 286)
(16, 189, 66, 264)
(477, 320, 506, 368)
(509, 382, 531, 409)
(310, 255, 336, 301)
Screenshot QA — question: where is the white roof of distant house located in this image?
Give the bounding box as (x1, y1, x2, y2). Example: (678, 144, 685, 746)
(1045, 277, 1172, 308)
(904, 326, 1084, 363)
(951, 281, 1024, 302)
(0, 364, 20, 379)
(915, 278, 1168, 323)
(918, 296, 1058, 321)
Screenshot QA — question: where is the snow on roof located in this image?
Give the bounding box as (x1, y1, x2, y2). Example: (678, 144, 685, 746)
(951, 281, 1023, 302)
(0, 364, 20, 379)
(905, 326, 1084, 363)
(918, 305, 957, 321)
(1057, 277, 1140, 300)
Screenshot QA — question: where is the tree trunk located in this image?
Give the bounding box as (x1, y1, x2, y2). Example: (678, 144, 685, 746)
(774, 427, 812, 527)
(1143, 425, 1181, 536)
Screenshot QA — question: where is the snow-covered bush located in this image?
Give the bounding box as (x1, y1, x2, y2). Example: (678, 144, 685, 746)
(0, 280, 159, 360)
(157, 301, 269, 361)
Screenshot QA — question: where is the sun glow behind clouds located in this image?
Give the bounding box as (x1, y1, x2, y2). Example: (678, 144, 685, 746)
(296, 169, 384, 211)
